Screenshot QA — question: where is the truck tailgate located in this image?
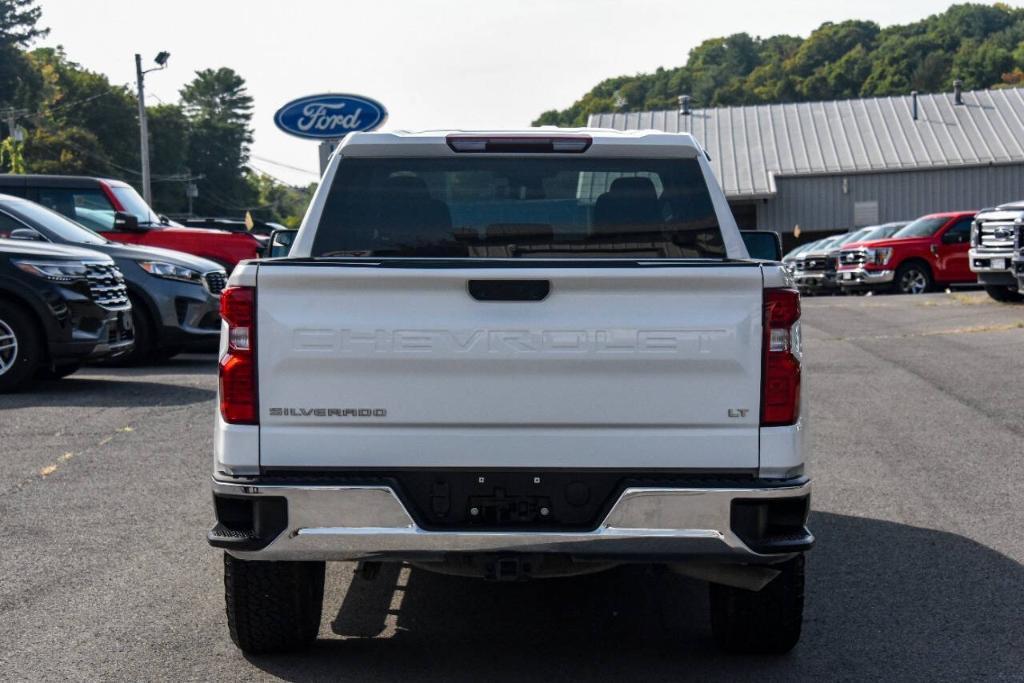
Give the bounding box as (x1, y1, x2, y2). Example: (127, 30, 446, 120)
(256, 264, 764, 470)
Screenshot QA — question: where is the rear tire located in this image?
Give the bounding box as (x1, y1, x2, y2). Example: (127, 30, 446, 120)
(893, 261, 933, 295)
(0, 301, 41, 393)
(223, 553, 325, 655)
(983, 285, 1024, 303)
(709, 555, 805, 655)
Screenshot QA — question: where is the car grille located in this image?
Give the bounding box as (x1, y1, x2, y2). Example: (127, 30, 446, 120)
(801, 257, 827, 272)
(204, 271, 227, 295)
(841, 249, 867, 266)
(825, 252, 839, 275)
(85, 262, 129, 309)
(976, 219, 1019, 251)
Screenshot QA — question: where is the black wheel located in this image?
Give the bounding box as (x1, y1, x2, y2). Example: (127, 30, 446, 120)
(0, 301, 41, 393)
(103, 299, 153, 366)
(983, 285, 1024, 303)
(709, 555, 805, 655)
(893, 261, 933, 295)
(36, 362, 81, 380)
(223, 553, 325, 655)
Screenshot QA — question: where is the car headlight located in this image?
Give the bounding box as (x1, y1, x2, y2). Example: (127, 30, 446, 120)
(867, 247, 894, 266)
(14, 259, 89, 282)
(138, 260, 203, 284)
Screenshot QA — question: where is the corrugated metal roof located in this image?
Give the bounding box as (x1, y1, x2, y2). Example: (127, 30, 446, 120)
(587, 88, 1024, 199)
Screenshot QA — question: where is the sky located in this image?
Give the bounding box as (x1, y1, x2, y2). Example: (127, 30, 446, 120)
(34, 0, 1023, 185)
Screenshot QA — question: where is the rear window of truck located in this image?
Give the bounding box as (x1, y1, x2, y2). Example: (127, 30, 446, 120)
(311, 157, 726, 259)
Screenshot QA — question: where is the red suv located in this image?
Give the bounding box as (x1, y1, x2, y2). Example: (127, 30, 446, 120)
(0, 175, 262, 271)
(837, 211, 976, 295)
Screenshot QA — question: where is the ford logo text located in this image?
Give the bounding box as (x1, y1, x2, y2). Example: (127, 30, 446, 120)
(273, 93, 388, 140)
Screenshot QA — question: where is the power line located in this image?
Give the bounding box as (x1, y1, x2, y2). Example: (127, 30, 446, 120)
(4, 91, 116, 121)
(245, 162, 298, 187)
(249, 154, 319, 177)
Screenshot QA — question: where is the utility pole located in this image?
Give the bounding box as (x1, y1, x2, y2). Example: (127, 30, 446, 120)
(134, 51, 170, 206)
(4, 109, 16, 139)
(135, 54, 152, 205)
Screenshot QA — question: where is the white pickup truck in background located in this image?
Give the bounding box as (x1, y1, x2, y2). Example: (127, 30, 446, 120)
(970, 200, 1024, 303)
(209, 129, 812, 656)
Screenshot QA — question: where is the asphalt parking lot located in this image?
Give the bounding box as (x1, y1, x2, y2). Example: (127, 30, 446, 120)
(2, 291, 1023, 681)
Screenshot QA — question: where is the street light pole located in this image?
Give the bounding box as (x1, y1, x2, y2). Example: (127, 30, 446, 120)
(134, 54, 152, 205)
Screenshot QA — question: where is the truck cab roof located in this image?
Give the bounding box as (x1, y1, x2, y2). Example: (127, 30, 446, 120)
(336, 129, 708, 159)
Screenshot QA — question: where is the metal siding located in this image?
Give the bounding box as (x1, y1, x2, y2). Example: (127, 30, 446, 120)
(757, 164, 1024, 233)
(588, 88, 1024, 200)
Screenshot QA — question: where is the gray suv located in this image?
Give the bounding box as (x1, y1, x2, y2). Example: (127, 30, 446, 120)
(0, 194, 225, 362)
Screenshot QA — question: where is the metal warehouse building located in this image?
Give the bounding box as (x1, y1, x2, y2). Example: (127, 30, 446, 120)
(588, 88, 1024, 245)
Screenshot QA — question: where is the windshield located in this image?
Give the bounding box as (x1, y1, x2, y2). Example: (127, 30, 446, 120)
(111, 185, 161, 225)
(311, 157, 726, 259)
(892, 216, 947, 239)
(785, 242, 815, 259)
(8, 199, 107, 245)
(836, 228, 871, 246)
(859, 224, 903, 242)
(810, 236, 841, 252)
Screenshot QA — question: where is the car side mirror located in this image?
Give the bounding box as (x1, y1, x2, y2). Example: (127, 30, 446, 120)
(9, 227, 45, 241)
(942, 231, 966, 245)
(113, 211, 141, 231)
(740, 230, 783, 261)
(264, 229, 297, 258)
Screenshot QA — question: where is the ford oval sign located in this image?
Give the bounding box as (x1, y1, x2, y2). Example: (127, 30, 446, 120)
(274, 93, 388, 140)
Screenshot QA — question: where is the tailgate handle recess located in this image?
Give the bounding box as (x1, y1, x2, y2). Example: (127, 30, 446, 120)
(468, 280, 550, 302)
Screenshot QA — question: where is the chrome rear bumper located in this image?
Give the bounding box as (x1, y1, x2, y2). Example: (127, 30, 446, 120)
(210, 478, 812, 563)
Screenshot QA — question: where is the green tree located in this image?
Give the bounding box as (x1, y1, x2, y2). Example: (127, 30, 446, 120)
(0, 0, 46, 47)
(0, 0, 47, 152)
(533, 3, 1024, 126)
(180, 67, 255, 215)
(0, 136, 25, 172)
(247, 172, 315, 228)
(952, 38, 1013, 88)
(147, 104, 191, 213)
(22, 125, 106, 175)
(180, 67, 253, 126)
(26, 47, 138, 173)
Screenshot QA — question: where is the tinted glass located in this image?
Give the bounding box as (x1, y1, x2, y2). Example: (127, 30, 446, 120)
(810, 236, 841, 252)
(740, 231, 781, 260)
(111, 186, 161, 224)
(36, 188, 116, 232)
(7, 199, 106, 245)
(785, 242, 817, 259)
(312, 157, 725, 259)
(836, 228, 871, 246)
(893, 216, 947, 239)
(943, 217, 973, 243)
(0, 210, 25, 238)
(860, 224, 900, 241)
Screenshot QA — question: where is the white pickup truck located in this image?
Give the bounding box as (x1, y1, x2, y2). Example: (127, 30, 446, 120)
(209, 129, 812, 656)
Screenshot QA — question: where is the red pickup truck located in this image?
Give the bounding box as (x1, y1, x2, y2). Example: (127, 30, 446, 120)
(0, 175, 262, 271)
(837, 211, 976, 294)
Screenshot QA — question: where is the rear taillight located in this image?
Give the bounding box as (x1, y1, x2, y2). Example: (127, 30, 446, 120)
(219, 286, 257, 424)
(761, 288, 801, 427)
